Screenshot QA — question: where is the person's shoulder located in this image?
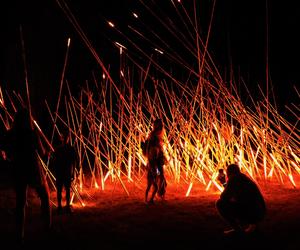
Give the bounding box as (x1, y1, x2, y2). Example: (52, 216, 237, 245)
(67, 144, 75, 151)
(66, 144, 76, 156)
(240, 172, 253, 181)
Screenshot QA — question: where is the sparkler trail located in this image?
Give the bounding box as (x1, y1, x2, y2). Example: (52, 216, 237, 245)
(51, 1, 299, 194)
(1, 1, 299, 207)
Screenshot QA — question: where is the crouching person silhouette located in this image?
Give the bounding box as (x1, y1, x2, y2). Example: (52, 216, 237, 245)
(216, 164, 266, 235)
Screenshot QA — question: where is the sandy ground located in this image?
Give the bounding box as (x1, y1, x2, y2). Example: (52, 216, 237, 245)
(1, 165, 300, 250)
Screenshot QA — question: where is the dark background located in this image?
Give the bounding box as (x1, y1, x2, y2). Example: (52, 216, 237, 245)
(0, 0, 299, 118)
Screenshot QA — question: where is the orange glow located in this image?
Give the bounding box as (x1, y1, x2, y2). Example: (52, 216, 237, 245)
(3, 0, 295, 202)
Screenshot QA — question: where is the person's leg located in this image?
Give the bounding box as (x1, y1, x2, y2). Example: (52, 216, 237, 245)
(241, 205, 265, 233)
(56, 180, 63, 211)
(35, 182, 52, 230)
(216, 199, 243, 233)
(65, 180, 73, 213)
(145, 171, 152, 203)
(149, 179, 158, 204)
(15, 183, 27, 242)
(157, 175, 167, 199)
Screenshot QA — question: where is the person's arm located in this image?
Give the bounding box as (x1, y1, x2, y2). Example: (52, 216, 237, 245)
(220, 177, 236, 202)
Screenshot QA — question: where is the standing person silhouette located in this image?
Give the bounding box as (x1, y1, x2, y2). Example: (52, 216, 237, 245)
(141, 118, 167, 204)
(2, 107, 52, 243)
(216, 164, 266, 235)
(52, 133, 77, 214)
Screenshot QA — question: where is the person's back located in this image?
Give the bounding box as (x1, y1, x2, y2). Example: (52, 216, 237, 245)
(224, 172, 265, 210)
(53, 134, 77, 213)
(54, 142, 76, 180)
(216, 164, 266, 234)
(9, 124, 43, 184)
(7, 108, 46, 184)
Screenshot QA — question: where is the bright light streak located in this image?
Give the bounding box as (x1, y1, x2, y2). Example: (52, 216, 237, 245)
(213, 180, 224, 193)
(197, 169, 206, 184)
(267, 167, 274, 178)
(108, 21, 115, 27)
(33, 0, 299, 196)
(289, 146, 300, 163)
(290, 161, 298, 169)
(115, 42, 127, 50)
(67, 37, 71, 47)
(128, 156, 132, 179)
(154, 48, 164, 54)
(186, 182, 193, 196)
(288, 173, 296, 187)
(33, 120, 41, 132)
(206, 180, 212, 191)
(104, 171, 110, 182)
(0, 86, 4, 106)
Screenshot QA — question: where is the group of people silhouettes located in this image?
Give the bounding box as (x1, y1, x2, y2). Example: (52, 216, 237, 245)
(141, 118, 266, 235)
(1, 107, 266, 242)
(0, 105, 78, 243)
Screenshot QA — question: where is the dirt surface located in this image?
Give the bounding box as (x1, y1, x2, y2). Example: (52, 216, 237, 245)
(1, 166, 300, 250)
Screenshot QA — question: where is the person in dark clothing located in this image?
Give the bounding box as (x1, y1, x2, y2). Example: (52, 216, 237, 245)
(141, 118, 167, 204)
(1, 107, 52, 242)
(52, 133, 77, 213)
(217, 168, 226, 187)
(216, 164, 266, 234)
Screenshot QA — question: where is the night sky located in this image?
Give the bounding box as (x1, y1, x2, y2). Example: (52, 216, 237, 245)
(0, 0, 299, 117)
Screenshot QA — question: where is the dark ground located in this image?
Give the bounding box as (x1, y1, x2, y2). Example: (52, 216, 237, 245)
(1, 164, 300, 250)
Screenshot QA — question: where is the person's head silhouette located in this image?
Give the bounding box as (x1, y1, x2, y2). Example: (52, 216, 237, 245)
(226, 164, 240, 178)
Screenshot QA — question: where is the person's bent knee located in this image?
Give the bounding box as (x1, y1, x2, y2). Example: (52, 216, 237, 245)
(216, 198, 225, 211)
